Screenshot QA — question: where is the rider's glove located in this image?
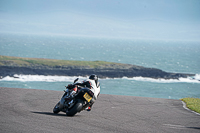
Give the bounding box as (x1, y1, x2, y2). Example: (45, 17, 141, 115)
(66, 84, 74, 89)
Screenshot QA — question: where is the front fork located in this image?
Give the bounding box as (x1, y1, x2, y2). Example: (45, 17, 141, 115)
(59, 90, 69, 109)
(59, 89, 77, 110)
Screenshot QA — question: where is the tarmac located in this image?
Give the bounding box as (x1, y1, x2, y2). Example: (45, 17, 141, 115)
(0, 87, 199, 133)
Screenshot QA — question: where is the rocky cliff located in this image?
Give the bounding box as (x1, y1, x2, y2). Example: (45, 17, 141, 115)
(0, 65, 194, 79)
(0, 55, 195, 79)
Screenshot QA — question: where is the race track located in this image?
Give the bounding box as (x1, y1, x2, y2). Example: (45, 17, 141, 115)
(0, 87, 199, 133)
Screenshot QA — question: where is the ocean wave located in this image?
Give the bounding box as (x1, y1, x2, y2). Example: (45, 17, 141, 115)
(103, 74, 200, 84)
(0, 74, 87, 82)
(121, 74, 200, 83)
(0, 74, 199, 84)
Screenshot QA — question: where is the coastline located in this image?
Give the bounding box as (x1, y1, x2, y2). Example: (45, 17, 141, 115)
(0, 65, 195, 79)
(0, 55, 195, 79)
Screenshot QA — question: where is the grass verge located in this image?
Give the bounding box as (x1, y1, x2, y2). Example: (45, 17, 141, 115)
(181, 97, 200, 114)
(0, 55, 122, 68)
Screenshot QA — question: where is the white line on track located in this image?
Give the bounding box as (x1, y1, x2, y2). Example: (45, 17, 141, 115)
(182, 101, 200, 116)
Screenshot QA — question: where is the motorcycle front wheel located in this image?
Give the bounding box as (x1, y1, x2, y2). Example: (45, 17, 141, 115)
(53, 102, 60, 114)
(66, 99, 83, 116)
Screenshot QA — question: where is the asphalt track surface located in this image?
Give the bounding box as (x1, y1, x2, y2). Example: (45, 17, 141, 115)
(0, 87, 200, 133)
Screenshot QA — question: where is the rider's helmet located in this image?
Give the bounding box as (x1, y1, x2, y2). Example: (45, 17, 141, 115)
(89, 74, 98, 86)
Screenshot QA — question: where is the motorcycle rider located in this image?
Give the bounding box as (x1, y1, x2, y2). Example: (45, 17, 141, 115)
(66, 74, 100, 111)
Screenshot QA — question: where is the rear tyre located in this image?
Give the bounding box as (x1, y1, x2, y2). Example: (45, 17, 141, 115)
(66, 100, 83, 116)
(53, 102, 60, 114)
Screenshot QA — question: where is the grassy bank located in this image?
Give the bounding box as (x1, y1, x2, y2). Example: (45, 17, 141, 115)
(0, 55, 124, 68)
(181, 98, 200, 114)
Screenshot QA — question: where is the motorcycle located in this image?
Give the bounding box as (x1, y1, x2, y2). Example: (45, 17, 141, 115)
(53, 78, 95, 116)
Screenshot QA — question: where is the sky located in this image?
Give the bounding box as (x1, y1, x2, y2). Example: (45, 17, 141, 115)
(0, 0, 200, 41)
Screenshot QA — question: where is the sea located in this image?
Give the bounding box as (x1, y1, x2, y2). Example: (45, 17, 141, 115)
(0, 33, 200, 99)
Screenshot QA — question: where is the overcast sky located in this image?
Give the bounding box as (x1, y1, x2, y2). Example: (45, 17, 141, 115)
(0, 0, 200, 41)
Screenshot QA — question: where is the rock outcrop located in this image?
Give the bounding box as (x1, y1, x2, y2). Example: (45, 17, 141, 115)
(0, 65, 195, 79)
(0, 55, 195, 79)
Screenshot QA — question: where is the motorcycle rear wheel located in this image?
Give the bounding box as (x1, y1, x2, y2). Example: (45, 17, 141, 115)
(66, 99, 83, 116)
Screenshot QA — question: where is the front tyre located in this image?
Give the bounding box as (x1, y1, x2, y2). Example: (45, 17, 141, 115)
(66, 100, 83, 116)
(53, 102, 60, 114)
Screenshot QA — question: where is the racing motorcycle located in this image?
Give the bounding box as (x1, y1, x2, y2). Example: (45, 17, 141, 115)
(53, 78, 95, 116)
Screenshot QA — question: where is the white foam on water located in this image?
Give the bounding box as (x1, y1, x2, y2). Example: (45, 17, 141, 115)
(103, 74, 200, 84)
(0, 74, 87, 82)
(1, 74, 200, 84)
